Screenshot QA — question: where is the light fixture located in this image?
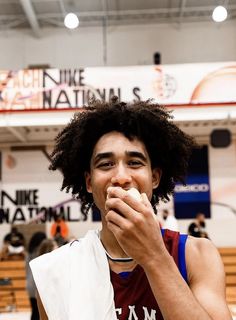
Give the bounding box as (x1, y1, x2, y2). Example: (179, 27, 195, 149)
(64, 12, 79, 29)
(212, 5, 228, 22)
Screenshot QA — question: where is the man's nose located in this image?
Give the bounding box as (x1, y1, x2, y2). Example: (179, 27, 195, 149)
(111, 165, 132, 187)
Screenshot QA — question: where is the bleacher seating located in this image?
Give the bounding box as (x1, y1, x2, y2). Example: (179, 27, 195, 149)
(0, 248, 235, 315)
(218, 247, 236, 316)
(0, 260, 30, 312)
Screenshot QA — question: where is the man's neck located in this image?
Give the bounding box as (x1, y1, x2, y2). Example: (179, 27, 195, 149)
(100, 228, 128, 258)
(99, 228, 137, 273)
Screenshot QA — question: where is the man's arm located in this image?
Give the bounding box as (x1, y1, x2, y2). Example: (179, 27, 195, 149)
(143, 236, 232, 320)
(186, 237, 231, 319)
(36, 291, 48, 320)
(105, 189, 232, 320)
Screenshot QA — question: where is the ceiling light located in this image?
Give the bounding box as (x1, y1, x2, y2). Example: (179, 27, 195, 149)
(212, 6, 228, 22)
(64, 12, 79, 29)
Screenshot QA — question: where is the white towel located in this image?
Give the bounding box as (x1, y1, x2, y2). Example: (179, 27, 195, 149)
(30, 230, 117, 320)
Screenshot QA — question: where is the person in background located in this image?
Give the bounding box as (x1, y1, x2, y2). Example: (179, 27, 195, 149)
(30, 97, 231, 320)
(53, 225, 68, 246)
(188, 212, 209, 238)
(0, 226, 25, 260)
(161, 209, 179, 232)
(38, 238, 58, 255)
(26, 232, 46, 320)
(3, 226, 25, 247)
(50, 214, 69, 246)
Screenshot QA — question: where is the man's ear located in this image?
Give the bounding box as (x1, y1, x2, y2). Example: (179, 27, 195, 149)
(84, 172, 92, 193)
(152, 168, 162, 189)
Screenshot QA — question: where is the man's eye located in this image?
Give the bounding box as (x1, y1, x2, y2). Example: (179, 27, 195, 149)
(129, 160, 143, 167)
(97, 162, 114, 168)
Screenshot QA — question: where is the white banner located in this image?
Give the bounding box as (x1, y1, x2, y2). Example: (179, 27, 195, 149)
(1, 62, 236, 111)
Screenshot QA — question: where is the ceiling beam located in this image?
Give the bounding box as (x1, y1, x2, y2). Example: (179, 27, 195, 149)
(179, 0, 187, 23)
(102, 0, 108, 66)
(58, 0, 67, 16)
(1, 3, 236, 30)
(33, 5, 236, 21)
(7, 127, 27, 143)
(19, 0, 41, 38)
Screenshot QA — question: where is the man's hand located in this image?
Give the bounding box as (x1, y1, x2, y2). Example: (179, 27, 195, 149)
(105, 186, 164, 267)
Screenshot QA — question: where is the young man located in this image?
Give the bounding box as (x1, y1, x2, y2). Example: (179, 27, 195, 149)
(30, 98, 232, 320)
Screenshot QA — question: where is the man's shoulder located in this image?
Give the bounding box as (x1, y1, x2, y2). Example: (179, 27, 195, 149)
(30, 242, 71, 271)
(30, 230, 99, 273)
(185, 236, 225, 287)
(186, 236, 218, 265)
(187, 235, 212, 249)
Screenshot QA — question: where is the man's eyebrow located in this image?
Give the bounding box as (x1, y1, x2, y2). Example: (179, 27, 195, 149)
(93, 152, 113, 164)
(93, 151, 147, 164)
(126, 151, 147, 161)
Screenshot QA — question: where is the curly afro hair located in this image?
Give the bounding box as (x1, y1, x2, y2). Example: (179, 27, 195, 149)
(49, 97, 197, 219)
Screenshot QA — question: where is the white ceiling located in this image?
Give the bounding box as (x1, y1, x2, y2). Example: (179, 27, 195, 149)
(0, 107, 236, 147)
(1, 1, 236, 147)
(1, 119, 236, 148)
(1, 0, 236, 38)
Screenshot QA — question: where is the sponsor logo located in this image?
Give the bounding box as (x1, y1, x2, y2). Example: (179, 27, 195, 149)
(175, 184, 209, 193)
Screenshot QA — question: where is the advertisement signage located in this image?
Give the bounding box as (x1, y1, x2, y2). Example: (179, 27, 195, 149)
(174, 146, 211, 219)
(1, 62, 236, 111)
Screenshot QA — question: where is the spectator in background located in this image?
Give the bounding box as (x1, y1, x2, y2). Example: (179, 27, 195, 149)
(53, 225, 68, 247)
(0, 226, 25, 260)
(188, 212, 209, 239)
(26, 232, 46, 320)
(161, 209, 179, 232)
(50, 214, 69, 246)
(37, 239, 58, 256)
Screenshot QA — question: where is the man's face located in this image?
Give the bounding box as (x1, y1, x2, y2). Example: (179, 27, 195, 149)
(85, 131, 161, 220)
